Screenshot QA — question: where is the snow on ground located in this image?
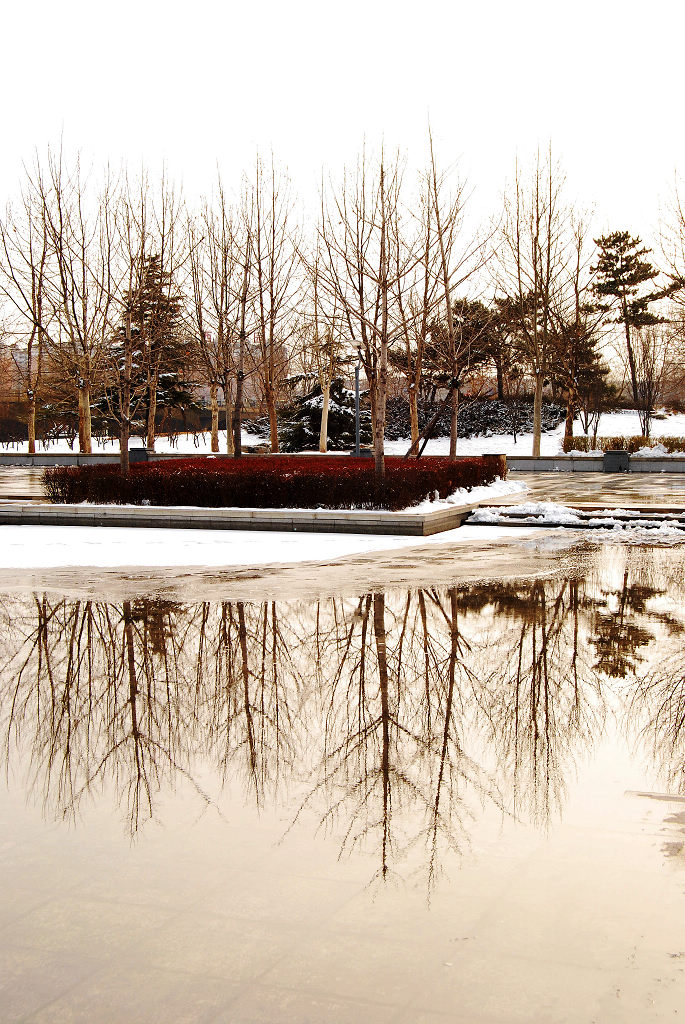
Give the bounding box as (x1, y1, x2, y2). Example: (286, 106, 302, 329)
(632, 442, 685, 457)
(2, 410, 685, 458)
(398, 477, 527, 513)
(385, 410, 685, 457)
(471, 501, 685, 545)
(0, 428, 264, 456)
(0, 524, 532, 570)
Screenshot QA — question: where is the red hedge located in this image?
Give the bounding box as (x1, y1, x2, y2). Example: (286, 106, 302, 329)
(44, 454, 507, 511)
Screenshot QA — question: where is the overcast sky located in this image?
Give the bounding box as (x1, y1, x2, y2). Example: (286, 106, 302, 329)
(2, 0, 683, 249)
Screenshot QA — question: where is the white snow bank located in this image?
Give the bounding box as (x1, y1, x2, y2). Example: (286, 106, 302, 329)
(0, 523, 537, 570)
(0, 428, 264, 456)
(632, 442, 685, 458)
(470, 502, 685, 545)
(400, 476, 528, 514)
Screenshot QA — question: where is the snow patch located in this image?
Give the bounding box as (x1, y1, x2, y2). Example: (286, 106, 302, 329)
(0, 523, 537, 570)
(400, 476, 528, 514)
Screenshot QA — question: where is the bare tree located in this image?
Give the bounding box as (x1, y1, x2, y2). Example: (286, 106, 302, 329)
(550, 213, 608, 445)
(426, 135, 489, 460)
(142, 172, 186, 451)
(40, 149, 116, 453)
(633, 325, 677, 438)
(249, 157, 299, 453)
(106, 174, 152, 474)
(0, 180, 52, 452)
(318, 150, 409, 483)
(297, 245, 347, 453)
(496, 150, 570, 456)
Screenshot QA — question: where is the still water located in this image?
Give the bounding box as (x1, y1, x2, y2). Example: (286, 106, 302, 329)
(2, 541, 685, 1022)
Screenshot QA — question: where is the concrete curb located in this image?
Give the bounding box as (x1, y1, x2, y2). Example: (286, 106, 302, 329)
(507, 456, 685, 473)
(0, 501, 480, 536)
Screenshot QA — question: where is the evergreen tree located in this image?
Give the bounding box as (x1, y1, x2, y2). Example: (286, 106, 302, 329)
(592, 231, 662, 405)
(133, 254, 196, 446)
(279, 378, 372, 452)
(420, 298, 492, 396)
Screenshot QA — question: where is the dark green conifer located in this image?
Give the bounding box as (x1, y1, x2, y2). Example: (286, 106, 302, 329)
(592, 232, 662, 404)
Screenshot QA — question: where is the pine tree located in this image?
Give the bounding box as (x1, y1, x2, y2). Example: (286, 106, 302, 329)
(279, 378, 372, 452)
(133, 254, 194, 446)
(592, 232, 662, 405)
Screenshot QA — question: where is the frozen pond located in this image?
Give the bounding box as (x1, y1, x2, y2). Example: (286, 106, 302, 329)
(2, 540, 685, 1021)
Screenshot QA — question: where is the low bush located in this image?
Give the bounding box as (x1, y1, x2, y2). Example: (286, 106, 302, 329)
(563, 435, 685, 454)
(44, 454, 507, 511)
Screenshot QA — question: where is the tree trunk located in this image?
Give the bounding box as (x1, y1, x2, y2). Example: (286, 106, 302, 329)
(319, 383, 330, 453)
(532, 371, 543, 457)
(210, 381, 219, 453)
(374, 347, 388, 486)
(266, 387, 279, 453)
(120, 418, 130, 476)
(563, 395, 575, 447)
(449, 388, 458, 460)
(232, 372, 244, 458)
(496, 359, 505, 401)
(78, 384, 92, 454)
(623, 314, 639, 406)
(27, 395, 37, 455)
(408, 385, 419, 446)
(146, 387, 157, 451)
(225, 394, 234, 455)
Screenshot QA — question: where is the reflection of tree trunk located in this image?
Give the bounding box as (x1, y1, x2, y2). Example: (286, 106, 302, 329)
(418, 591, 431, 724)
(123, 600, 144, 804)
(373, 592, 390, 877)
(429, 588, 459, 880)
(237, 601, 257, 782)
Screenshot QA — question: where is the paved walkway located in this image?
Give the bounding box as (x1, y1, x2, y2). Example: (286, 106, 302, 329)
(0, 467, 46, 500)
(4, 468, 685, 512)
(494, 471, 685, 508)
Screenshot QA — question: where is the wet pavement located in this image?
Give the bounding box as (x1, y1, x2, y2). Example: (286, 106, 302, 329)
(0, 468, 46, 501)
(2, 541, 685, 1022)
(494, 471, 685, 508)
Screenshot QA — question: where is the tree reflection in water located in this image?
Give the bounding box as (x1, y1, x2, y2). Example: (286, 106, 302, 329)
(1, 553, 684, 887)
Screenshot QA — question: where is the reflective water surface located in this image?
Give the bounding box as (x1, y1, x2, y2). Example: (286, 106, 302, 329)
(2, 542, 685, 1022)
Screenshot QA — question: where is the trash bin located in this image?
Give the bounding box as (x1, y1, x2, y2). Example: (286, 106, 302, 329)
(603, 450, 629, 472)
(129, 448, 150, 464)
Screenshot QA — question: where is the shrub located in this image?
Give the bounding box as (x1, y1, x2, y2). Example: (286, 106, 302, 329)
(563, 435, 685, 454)
(44, 454, 506, 511)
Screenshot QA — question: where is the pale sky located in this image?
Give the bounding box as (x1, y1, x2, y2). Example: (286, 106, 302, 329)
(2, 0, 683, 250)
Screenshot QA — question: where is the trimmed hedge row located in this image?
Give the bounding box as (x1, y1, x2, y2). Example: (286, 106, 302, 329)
(562, 435, 685, 454)
(44, 454, 507, 511)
